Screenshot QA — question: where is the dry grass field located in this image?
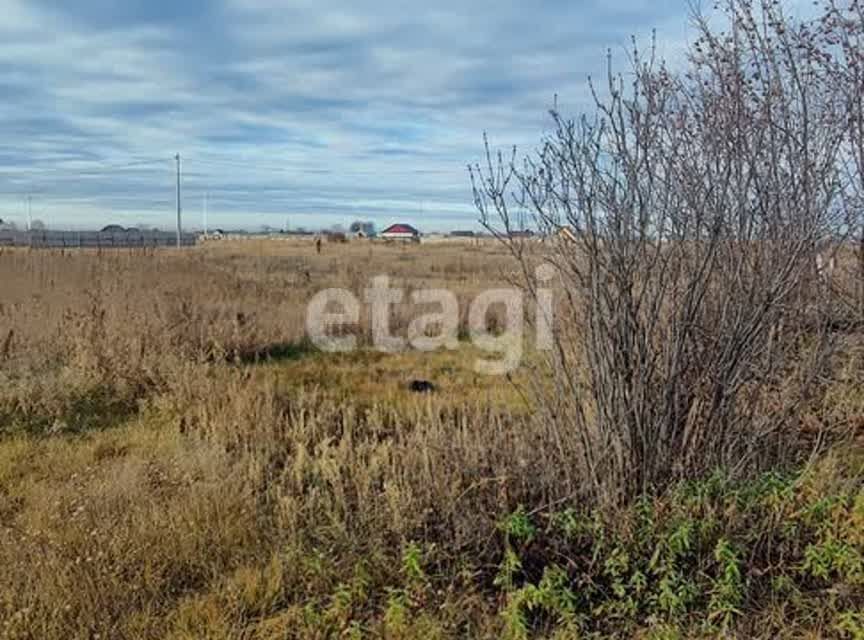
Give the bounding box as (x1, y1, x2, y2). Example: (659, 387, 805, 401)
(0, 239, 863, 639)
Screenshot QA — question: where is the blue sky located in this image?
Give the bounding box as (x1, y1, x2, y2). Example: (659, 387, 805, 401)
(0, 0, 700, 231)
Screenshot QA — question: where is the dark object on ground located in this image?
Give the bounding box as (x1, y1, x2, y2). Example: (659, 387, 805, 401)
(408, 380, 436, 394)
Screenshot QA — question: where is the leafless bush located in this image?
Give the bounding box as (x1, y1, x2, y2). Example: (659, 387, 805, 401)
(472, 0, 852, 503)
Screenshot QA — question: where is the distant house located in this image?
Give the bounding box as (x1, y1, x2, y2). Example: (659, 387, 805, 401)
(381, 223, 420, 241)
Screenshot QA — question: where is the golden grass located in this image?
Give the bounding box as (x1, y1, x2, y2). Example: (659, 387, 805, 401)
(0, 240, 541, 638)
(262, 346, 532, 412)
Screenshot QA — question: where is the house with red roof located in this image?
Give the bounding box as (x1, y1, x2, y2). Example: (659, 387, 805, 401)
(380, 223, 421, 241)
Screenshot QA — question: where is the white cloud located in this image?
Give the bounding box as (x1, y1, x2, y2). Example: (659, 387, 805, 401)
(0, 0, 694, 231)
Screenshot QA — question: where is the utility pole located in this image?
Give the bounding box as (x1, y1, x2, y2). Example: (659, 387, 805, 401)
(175, 153, 182, 248)
(26, 194, 32, 232)
(203, 192, 209, 235)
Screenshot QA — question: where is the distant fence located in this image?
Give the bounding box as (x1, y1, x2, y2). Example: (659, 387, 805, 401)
(0, 230, 197, 249)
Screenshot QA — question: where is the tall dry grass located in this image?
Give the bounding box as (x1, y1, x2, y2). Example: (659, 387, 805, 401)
(0, 239, 862, 638)
(0, 240, 513, 436)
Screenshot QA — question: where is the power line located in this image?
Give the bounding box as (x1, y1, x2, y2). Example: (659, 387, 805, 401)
(1, 156, 465, 182)
(0, 158, 171, 173)
(175, 153, 182, 248)
(187, 156, 463, 175)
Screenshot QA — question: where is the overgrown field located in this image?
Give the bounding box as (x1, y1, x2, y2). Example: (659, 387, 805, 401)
(0, 240, 861, 639)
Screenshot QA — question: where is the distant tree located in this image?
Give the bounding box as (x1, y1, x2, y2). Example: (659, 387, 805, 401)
(30, 219, 45, 231)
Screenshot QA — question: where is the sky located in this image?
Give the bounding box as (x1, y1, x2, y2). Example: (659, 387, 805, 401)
(0, 0, 701, 232)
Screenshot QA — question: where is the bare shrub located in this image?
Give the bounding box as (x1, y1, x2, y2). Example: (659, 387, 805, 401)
(471, 0, 850, 503)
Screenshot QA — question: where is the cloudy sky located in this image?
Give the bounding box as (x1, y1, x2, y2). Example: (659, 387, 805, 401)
(0, 0, 699, 231)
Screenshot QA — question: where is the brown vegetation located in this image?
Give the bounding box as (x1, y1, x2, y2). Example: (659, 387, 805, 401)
(3, 1, 864, 637)
(0, 236, 861, 639)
